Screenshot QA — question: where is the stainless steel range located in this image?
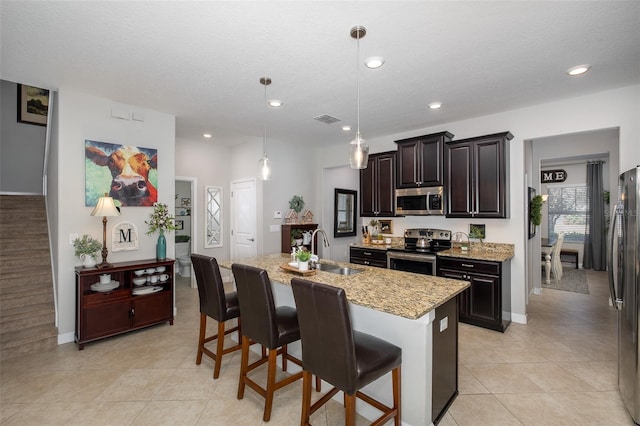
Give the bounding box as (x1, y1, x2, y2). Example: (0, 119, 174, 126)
(387, 228, 452, 275)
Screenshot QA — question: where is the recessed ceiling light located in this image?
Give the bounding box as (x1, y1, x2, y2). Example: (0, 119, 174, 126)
(203, 133, 212, 138)
(268, 100, 282, 107)
(365, 57, 385, 69)
(342, 125, 352, 131)
(566, 64, 591, 76)
(428, 102, 442, 110)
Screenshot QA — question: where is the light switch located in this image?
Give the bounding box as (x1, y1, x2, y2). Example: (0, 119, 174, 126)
(270, 224, 280, 232)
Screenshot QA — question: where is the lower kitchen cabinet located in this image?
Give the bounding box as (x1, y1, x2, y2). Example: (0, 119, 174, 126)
(432, 296, 459, 424)
(349, 246, 387, 268)
(75, 258, 175, 349)
(438, 256, 511, 332)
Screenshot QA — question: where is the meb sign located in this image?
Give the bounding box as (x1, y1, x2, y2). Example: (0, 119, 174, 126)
(541, 169, 567, 183)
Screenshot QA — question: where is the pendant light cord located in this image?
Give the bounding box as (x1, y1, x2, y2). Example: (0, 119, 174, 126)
(263, 79, 267, 156)
(356, 29, 361, 142)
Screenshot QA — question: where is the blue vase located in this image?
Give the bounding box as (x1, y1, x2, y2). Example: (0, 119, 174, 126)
(156, 231, 166, 260)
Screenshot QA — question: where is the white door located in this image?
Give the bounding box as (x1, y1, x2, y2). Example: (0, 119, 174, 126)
(231, 178, 257, 259)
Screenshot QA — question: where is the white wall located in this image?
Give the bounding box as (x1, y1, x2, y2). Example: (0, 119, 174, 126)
(54, 89, 175, 342)
(313, 84, 640, 324)
(1, 79, 47, 194)
(175, 137, 231, 259)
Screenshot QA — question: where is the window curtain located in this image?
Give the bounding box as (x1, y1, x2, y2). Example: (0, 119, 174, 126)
(583, 161, 606, 270)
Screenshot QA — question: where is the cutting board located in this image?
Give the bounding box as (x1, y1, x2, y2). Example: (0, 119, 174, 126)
(279, 264, 317, 276)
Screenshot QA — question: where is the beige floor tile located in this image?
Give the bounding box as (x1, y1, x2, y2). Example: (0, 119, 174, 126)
(153, 368, 219, 400)
(131, 400, 207, 425)
(67, 401, 147, 425)
(99, 368, 174, 401)
(466, 364, 545, 394)
(458, 365, 490, 394)
(1, 402, 86, 426)
(448, 394, 522, 425)
(557, 361, 618, 391)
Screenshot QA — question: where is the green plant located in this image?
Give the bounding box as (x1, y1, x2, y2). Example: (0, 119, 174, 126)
(145, 202, 177, 235)
(530, 195, 543, 226)
(296, 249, 311, 262)
(291, 229, 303, 239)
(369, 219, 379, 227)
(289, 195, 305, 213)
(73, 234, 102, 257)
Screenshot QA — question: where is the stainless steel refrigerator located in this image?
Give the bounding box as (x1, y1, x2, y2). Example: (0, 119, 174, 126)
(609, 165, 640, 423)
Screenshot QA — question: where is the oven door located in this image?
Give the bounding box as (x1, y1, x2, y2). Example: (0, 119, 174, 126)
(387, 251, 437, 276)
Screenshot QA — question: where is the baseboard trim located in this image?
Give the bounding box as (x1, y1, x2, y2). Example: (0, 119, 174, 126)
(58, 331, 75, 345)
(511, 313, 527, 324)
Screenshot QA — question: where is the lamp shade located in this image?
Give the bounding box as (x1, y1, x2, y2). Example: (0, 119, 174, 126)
(91, 196, 121, 217)
(349, 133, 369, 169)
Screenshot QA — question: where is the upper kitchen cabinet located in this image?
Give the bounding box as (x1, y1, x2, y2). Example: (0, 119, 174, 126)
(445, 132, 512, 218)
(395, 131, 454, 188)
(360, 151, 396, 217)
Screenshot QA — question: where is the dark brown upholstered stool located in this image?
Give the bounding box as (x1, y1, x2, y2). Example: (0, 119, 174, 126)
(231, 263, 306, 422)
(191, 254, 242, 379)
(291, 277, 402, 426)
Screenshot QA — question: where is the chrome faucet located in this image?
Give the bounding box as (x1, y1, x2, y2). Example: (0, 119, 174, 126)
(311, 229, 330, 258)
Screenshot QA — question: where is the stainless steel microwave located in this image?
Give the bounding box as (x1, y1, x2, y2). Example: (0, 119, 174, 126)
(395, 186, 444, 215)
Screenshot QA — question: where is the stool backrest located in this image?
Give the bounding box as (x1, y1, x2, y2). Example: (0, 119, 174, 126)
(291, 278, 358, 394)
(231, 263, 278, 348)
(191, 254, 227, 321)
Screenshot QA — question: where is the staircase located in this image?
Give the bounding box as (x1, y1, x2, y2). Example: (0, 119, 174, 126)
(0, 195, 58, 360)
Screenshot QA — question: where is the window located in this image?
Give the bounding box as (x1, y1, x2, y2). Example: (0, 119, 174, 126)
(547, 185, 587, 243)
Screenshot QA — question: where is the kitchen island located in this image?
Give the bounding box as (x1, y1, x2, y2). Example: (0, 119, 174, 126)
(218, 253, 469, 425)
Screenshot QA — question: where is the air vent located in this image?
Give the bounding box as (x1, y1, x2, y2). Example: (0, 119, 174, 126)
(313, 114, 342, 124)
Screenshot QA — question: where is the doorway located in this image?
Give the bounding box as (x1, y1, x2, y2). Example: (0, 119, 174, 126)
(175, 176, 197, 289)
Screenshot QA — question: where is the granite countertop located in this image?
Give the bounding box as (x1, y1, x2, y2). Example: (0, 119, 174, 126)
(438, 242, 515, 262)
(218, 253, 469, 320)
(351, 240, 515, 263)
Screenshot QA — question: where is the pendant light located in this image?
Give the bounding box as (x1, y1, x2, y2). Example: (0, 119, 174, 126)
(258, 77, 272, 181)
(349, 25, 369, 169)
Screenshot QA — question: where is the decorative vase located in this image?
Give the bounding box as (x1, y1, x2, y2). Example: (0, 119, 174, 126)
(81, 254, 97, 268)
(156, 231, 166, 261)
(298, 261, 309, 271)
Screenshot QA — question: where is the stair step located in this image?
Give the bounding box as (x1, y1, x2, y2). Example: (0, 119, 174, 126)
(0, 279, 53, 296)
(0, 291, 54, 310)
(0, 271, 52, 288)
(1, 331, 58, 361)
(0, 308, 55, 331)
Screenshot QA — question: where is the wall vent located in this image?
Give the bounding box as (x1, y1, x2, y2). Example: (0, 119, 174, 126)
(313, 114, 341, 124)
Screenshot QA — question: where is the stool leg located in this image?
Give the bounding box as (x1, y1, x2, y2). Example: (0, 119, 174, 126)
(344, 393, 356, 426)
(393, 366, 401, 426)
(213, 321, 226, 379)
(263, 348, 278, 421)
(237, 335, 250, 399)
(300, 370, 312, 426)
(281, 344, 288, 371)
(196, 313, 206, 365)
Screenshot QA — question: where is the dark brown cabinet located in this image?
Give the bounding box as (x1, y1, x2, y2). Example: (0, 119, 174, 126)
(437, 256, 511, 332)
(395, 131, 453, 188)
(281, 223, 318, 254)
(349, 246, 387, 268)
(445, 132, 512, 218)
(360, 151, 396, 217)
(75, 259, 175, 349)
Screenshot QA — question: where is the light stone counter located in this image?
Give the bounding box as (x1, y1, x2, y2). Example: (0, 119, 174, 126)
(218, 253, 469, 320)
(438, 242, 515, 262)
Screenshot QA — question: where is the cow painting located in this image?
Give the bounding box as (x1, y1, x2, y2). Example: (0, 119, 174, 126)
(85, 140, 158, 207)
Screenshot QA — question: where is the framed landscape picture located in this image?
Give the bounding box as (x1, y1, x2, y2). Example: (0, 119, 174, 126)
(17, 84, 49, 126)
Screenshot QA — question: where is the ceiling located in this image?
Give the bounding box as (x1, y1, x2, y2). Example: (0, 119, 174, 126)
(2, 1, 639, 148)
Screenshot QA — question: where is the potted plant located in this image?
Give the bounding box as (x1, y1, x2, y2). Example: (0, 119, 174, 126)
(73, 234, 102, 268)
(290, 229, 303, 247)
(530, 195, 544, 227)
(145, 202, 177, 260)
(296, 248, 311, 271)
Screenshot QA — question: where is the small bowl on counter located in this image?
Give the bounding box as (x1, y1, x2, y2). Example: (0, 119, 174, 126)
(134, 269, 145, 276)
(155, 266, 166, 273)
(145, 268, 156, 274)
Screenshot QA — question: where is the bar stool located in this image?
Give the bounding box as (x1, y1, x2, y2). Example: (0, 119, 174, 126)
(291, 277, 402, 426)
(231, 263, 305, 422)
(191, 254, 242, 379)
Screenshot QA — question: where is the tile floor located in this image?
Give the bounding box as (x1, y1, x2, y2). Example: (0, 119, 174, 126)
(0, 269, 634, 425)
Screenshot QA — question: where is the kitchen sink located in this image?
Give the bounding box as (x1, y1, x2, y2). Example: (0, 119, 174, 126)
(316, 263, 363, 275)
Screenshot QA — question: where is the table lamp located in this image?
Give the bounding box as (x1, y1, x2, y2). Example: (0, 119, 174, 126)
(91, 193, 121, 268)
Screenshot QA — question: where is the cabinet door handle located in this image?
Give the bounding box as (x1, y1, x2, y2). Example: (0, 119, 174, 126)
(247, 237, 255, 241)
(363, 252, 372, 256)
(461, 263, 474, 268)
(364, 260, 370, 265)
(129, 308, 135, 317)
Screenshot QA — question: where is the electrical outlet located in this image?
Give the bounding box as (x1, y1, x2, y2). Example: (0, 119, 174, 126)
(70, 233, 78, 245)
(439, 316, 448, 332)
